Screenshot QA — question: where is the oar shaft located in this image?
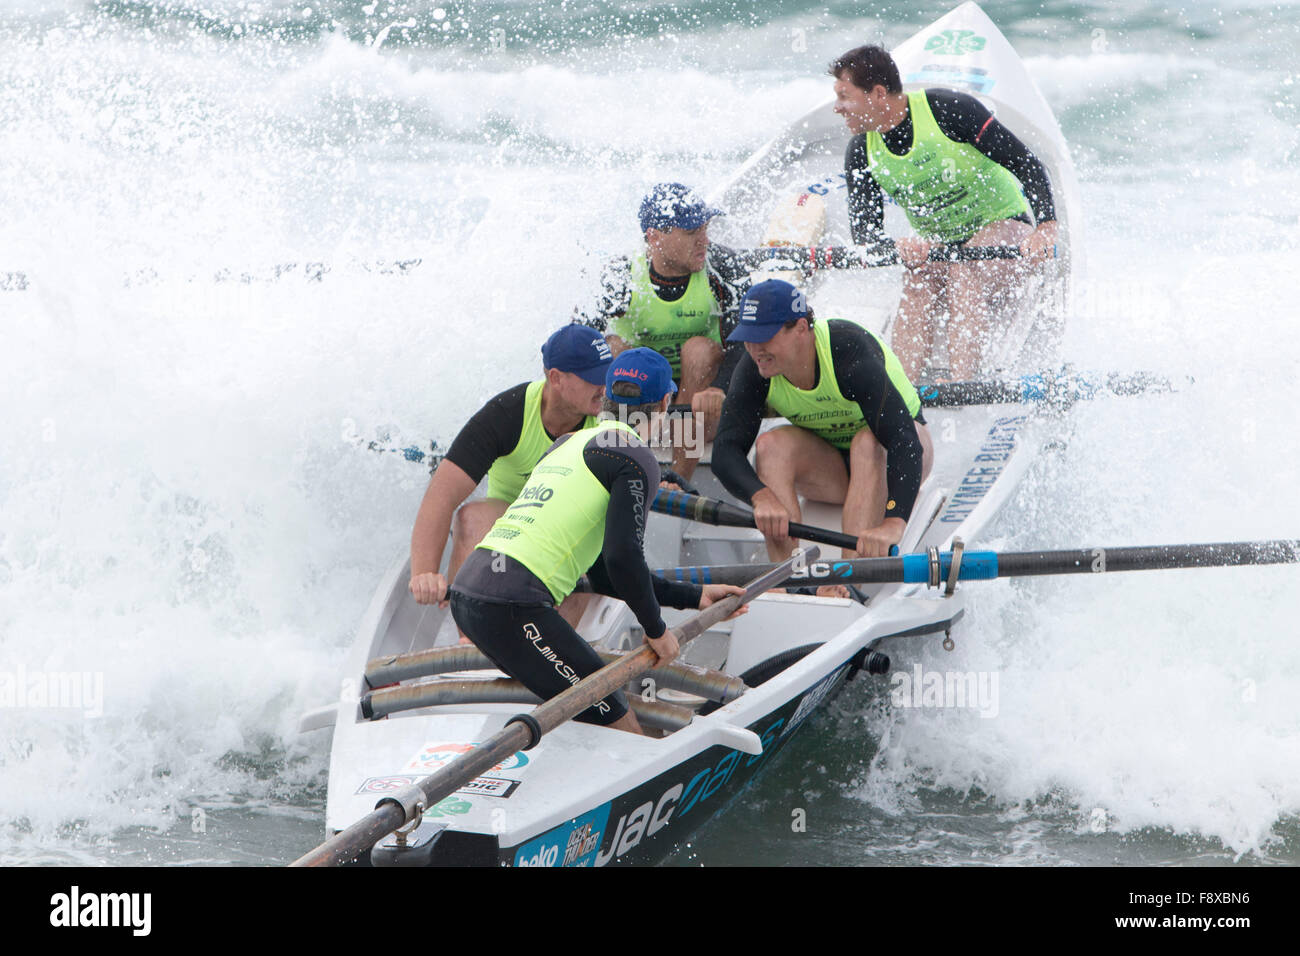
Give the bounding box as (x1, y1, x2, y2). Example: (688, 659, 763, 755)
(654, 540, 1300, 588)
(918, 371, 1183, 408)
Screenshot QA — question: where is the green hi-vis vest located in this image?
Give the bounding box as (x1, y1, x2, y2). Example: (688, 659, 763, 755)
(611, 254, 721, 379)
(478, 420, 640, 604)
(864, 90, 1031, 244)
(766, 320, 921, 451)
(485, 379, 599, 503)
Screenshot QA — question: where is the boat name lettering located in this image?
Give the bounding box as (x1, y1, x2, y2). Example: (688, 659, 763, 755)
(590, 717, 788, 866)
(782, 665, 848, 739)
(594, 783, 683, 866)
(940, 415, 1026, 523)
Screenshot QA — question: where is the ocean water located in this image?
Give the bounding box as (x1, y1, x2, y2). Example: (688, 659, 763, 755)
(2, 0, 1298, 868)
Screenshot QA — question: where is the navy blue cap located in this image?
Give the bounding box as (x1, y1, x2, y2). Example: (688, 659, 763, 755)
(605, 348, 678, 404)
(542, 325, 613, 385)
(727, 279, 808, 343)
(638, 183, 725, 233)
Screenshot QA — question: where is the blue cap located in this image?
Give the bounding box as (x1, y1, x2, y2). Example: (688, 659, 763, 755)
(638, 183, 725, 233)
(727, 279, 808, 343)
(542, 325, 613, 385)
(605, 348, 678, 404)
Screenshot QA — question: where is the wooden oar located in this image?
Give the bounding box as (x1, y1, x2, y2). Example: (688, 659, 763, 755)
(652, 488, 859, 552)
(737, 239, 1041, 273)
(652, 539, 1300, 589)
(288, 548, 814, 868)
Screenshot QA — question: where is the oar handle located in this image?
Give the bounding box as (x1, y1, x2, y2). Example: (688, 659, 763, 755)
(652, 488, 859, 551)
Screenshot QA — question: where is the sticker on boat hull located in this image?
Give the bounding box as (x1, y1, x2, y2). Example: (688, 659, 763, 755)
(402, 742, 531, 775)
(513, 803, 612, 867)
(904, 65, 996, 94)
(355, 773, 521, 799)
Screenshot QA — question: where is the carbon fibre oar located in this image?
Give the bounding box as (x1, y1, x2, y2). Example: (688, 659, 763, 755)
(917, 370, 1187, 408)
(288, 548, 814, 868)
(651, 540, 1300, 589)
(652, 488, 859, 552)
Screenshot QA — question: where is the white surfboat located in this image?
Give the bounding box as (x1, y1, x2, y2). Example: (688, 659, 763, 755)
(303, 2, 1079, 867)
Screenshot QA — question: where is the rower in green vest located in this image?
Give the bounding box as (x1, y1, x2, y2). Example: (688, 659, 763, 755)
(828, 44, 1059, 381)
(407, 324, 611, 629)
(576, 183, 753, 483)
(450, 347, 746, 736)
(713, 279, 934, 564)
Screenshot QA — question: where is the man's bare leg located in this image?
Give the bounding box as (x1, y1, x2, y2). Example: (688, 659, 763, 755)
(840, 421, 935, 558)
(672, 335, 723, 483)
(893, 262, 947, 380)
(947, 219, 1033, 380)
(609, 709, 646, 735)
(557, 592, 593, 630)
(754, 426, 849, 561)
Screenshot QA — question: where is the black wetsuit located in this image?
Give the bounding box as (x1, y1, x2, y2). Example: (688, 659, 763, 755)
(441, 382, 545, 484)
(846, 89, 1056, 245)
(713, 320, 926, 524)
(451, 431, 703, 726)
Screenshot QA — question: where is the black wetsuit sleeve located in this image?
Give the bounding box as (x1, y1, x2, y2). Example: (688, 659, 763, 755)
(705, 243, 751, 342)
(712, 354, 773, 504)
(926, 89, 1056, 224)
(442, 382, 530, 483)
(582, 437, 702, 638)
(573, 256, 633, 333)
(844, 135, 887, 245)
(828, 321, 924, 521)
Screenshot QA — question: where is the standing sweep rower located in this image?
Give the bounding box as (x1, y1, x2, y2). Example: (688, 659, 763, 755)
(574, 183, 753, 482)
(449, 348, 746, 735)
(408, 324, 611, 621)
(829, 44, 1057, 381)
(713, 279, 934, 562)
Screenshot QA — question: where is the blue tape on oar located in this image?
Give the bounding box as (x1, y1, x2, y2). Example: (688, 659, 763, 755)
(945, 551, 999, 580)
(901, 554, 929, 583)
(1019, 374, 1047, 403)
(900, 551, 1000, 583)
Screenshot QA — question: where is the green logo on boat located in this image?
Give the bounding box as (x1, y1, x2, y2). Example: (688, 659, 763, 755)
(424, 796, 473, 818)
(924, 30, 986, 55)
